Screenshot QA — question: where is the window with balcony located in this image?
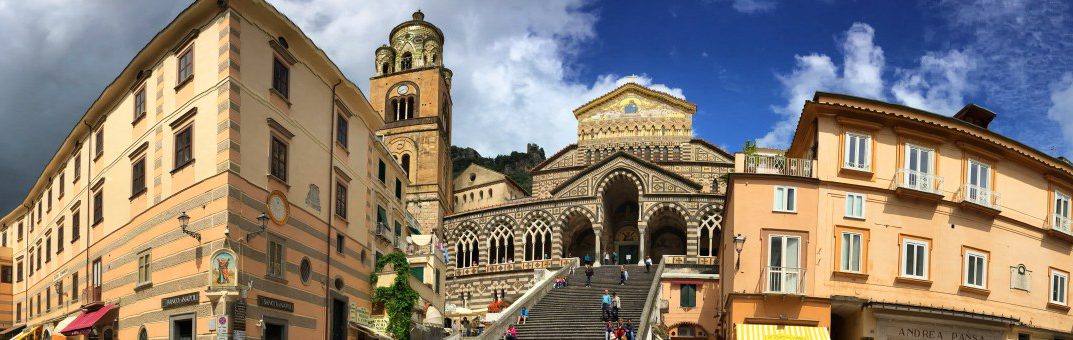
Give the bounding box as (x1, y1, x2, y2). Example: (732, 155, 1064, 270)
(963, 249, 987, 289)
(844, 131, 871, 171)
(963, 159, 996, 208)
(900, 238, 929, 280)
(1054, 191, 1071, 235)
(839, 231, 863, 273)
(900, 144, 939, 193)
(766, 234, 802, 294)
(773, 186, 796, 213)
(845, 193, 865, 219)
(1051, 269, 1068, 306)
(90, 258, 102, 302)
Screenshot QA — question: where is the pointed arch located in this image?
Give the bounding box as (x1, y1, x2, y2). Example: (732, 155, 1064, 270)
(400, 52, 413, 70)
(523, 211, 554, 261)
(696, 205, 723, 257)
(453, 222, 480, 268)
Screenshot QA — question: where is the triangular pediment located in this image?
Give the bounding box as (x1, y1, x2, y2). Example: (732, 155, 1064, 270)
(573, 82, 696, 122)
(551, 152, 703, 199)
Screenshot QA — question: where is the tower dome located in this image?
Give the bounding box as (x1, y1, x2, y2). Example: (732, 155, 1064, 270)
(380, 10, 444, 73)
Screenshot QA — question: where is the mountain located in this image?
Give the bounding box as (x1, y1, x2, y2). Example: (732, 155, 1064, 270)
(451, 143, 546, 193)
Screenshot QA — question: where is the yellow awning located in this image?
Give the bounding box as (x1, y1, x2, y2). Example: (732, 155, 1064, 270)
(10, 325, 42, 340)
(736, 324, 831, 340)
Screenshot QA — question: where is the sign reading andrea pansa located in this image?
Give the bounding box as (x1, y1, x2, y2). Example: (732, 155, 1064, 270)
(876, 318, 1005, 340)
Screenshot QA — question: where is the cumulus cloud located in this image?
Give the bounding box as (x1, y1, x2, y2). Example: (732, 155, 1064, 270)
(1048, 73, 1073, 152)
(759, 22, 974, 148)
(271, 0, 682, 155)
(729, 0, 777, 14)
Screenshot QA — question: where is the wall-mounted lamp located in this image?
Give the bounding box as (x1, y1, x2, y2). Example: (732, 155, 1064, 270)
(178, 211, 201, 241)
(733, 234, 746, 269)
(247, 212, 269, 242)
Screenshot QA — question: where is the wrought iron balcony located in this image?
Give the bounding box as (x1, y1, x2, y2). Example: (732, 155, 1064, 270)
(897, 168, 943, 193)
(1051, 214, 1072, 236)
(764, 266, 805, 295)
(956, 184, 1001, 217)
(743, 155, 814, 177)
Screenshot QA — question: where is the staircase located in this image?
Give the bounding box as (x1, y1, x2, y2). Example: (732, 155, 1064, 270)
(513, 265, 656, 339)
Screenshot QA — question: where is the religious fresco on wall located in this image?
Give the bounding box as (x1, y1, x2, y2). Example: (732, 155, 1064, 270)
(209, 249, 238, 289)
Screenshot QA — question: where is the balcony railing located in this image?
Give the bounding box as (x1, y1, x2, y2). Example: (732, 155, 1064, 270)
(959, 184, 1001, 209)
(764, 266, 805, 295)
(743, 155, 814, 177)
(896, 168, 943, 194)
(83, 286, 102, 304)
(1051, 214, 1072, 236)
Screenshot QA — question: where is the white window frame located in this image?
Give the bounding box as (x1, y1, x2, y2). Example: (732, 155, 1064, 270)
(766, 234, 802, 294)
(1051, 270, 1068, 305)
(963, 250, 987, 289)
(843, 131, 871, 171)
(845, 193, 865, 219)
(1055, 191, 1071, 231)
(839, 231, 863, 273)
(900, 239, 929, 280)
(773, 186, 797, 213)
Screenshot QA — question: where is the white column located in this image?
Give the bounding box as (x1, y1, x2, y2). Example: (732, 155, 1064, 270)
(594, 229, 602, 267)
(638, 222, 647, 266)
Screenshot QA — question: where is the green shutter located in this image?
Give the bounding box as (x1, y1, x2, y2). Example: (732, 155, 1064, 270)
(680, 284, 697, 308)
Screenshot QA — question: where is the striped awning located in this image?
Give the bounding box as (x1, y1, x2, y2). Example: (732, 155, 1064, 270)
(736, 324, 831, 340)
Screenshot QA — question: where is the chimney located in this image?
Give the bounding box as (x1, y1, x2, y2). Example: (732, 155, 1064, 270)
(953, 104, 996, 129)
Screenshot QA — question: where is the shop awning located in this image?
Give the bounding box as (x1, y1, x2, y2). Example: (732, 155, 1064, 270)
(10, 326, 41, 340)
(52, 315, 79, 336)
(61, 304, 116, 335)
(736, 324, 831, 340)
(0, 325, 25, 336)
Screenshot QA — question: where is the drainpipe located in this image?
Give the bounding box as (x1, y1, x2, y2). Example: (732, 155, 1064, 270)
(325, 79, 341, 340)
(82, 120, 93, 307)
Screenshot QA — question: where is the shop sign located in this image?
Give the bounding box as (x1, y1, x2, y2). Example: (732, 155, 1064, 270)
(371, 316, 390, 332)
(233, 331, 246, 340)
(209, 249, 239, 289)
(877, 318, 1004, 340)
(349, 303, 371, 326)
(257, 295, 294, 312)
(162, 292, 200, 309)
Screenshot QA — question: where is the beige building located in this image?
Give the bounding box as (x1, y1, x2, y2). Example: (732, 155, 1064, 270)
(452, 164, 528, 213)
(722, 93, 1073, 339)
(0, 1, 440, 339)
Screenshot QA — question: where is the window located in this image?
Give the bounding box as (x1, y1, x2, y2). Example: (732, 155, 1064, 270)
(1055, 191, 1071, 231)
(56, 223, 63, 253)
(767, 234, 802, 294)
(268, 237, 285, 278)
(139, 328, 148, 340)
(132, 158, 147, 196)
(1051, 269, 1069, 306)
(901, 238, 929, 280)
(174, 127, 193, 169)
(400, 52, 413, 70)
(93, 190, 104, 225)
(134, 87, 146, 121)
(840, 231, 863, 273)
(58, 173, 64, 197)
(300, 257, 311, 283)
(17, 222, 22, 241)
(1, 265, 11, 284)
(963, 249, 987, 289)
(95, 129, 104, 158)
(843, 132, 871, 170)
(137, 249, 152, 285)
(698, 211, 721, 257)
(336, 234, 344, 254)
(773, 186, 796, 212)
(270, 137, 288, 181)
(56, 281, 63, 306)
(73, 154, 81, 181)
(1, 229, 5, 247)
(71, 272, 78, 301)
(401, 154, 411, 176)
(395, 178, 402, 199)
(72, 210, 81, 242)
(488, 223, 515, 264)
(335, 181, 347, 219)
(845, 193, 865, 219)
(47, 189, 52, 211)
(378, 159, 386, 183)
(966, 159, 992, 206)
(15, 303, 20, 322)
(680, 284, 697, 308)
(46, 287, 50, 311)
(15, 260, 22, 283)
(177, 48, 194, 83)
(272, 58, 289, 98)
(902, 144, 935, 191)
(45, 236, 51, 263)
(377, 205, 387, 232)
(524, 217, 552, 261)
(28, 250, 34, 277)
(335, 115, 348, 147)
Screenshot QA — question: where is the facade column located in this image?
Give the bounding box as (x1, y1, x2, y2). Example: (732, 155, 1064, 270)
(686, 221, 701, 257)
(637, 221, 647, 266)
(594, 228, 603, 267)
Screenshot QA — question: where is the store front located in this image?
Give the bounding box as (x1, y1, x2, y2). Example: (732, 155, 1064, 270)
(831, 300, 1017, 340)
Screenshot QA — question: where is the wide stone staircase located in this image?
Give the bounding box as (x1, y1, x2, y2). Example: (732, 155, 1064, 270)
(513, 265, 656, 339)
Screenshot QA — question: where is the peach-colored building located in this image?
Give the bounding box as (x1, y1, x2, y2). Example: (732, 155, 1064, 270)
(721, 93, 1073, 339)
(0, 1, 439, 339)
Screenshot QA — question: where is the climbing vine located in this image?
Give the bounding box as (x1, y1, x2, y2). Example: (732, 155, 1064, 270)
(371, 252, 420, 340)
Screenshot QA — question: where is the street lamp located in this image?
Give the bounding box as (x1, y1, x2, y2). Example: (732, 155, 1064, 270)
(179, 211, 201, 241)
(247, 212, 269, 242)
(733, 234, 746, 269)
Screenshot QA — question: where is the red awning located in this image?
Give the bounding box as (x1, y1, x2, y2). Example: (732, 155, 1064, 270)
(669, 280, 706, 285)
(60, 305, 116, 335)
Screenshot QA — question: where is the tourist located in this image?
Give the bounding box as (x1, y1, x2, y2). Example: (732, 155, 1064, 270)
(612, 292, 622, 321)
(619, 265, 628, 285)
(644, 256, 653, 273)
(601, 290, 612, 321)
(604, 251, 611, 264)
(585, 264, 595, 287)
(506, 324, 518, 340)
(625, 319, 635, 340)
(612, 251, 619, 265)
(517, 307, 529, 324)
(605, 321, 615, 340)
(584, 254, 592, 265)
(616, 321, 627, 339)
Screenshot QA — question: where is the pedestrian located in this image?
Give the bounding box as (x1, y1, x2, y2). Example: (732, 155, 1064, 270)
(517, 307, 529, 324)
(506, 325, 518, 340)
(612, 292, 622, 321)
(604, 251, 610, 264)
(585, 264, 595, 287)
(625, 319, 635, 340)
(619, 265, 628, 285)
(605, 321, 615, 340)
(584, 254, 592, 265)
(644, 256, 652, 273)
(601, 290, 612, 321)
(612, 251, 619, 265)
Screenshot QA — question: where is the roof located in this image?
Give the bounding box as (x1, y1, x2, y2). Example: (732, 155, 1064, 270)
(452, 163, 528, 195)
(572, 82, 696, 118)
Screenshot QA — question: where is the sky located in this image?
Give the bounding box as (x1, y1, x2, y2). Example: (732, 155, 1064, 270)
(0, 0, 1071, 213)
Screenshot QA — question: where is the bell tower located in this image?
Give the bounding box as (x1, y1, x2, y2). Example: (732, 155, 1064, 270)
(371, 10, 454, 233)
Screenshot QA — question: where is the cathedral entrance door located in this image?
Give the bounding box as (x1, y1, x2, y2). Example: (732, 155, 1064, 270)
(617, 244, 639, 265)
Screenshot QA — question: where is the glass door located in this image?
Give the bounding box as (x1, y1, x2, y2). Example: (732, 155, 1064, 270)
(967, 159, 990, 205)
(904, 144, 934, 191)
(767, 235, 801, 293)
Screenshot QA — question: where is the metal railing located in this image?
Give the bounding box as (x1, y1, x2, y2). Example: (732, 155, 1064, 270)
(842, 160, 870, 171)
(958, 184, 1001, 209)
(638, 256, 669, 340)
(476, 258, 579, 340)
(1051, 214, 1072, 235)
(743, 155, 813, 177)
(896, 168, 943, 194)
(764, 266, 805, 295)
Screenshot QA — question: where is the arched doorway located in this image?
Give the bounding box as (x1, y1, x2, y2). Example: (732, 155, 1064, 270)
(601, 173, 641, 264)
(562, 211, 595, 263)
(647, 207, 687, 263)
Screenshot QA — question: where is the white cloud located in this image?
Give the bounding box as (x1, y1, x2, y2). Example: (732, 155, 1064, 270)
(271, 0, 681, 155)
(1048, 73, 1073, 152)
(731, 0, 777, 14)
(759, 22, 974, 149)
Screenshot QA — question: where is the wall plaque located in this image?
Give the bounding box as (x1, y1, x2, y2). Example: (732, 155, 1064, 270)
(232, 300, 247, 331)
(258, 295, 294, 312)
(162, 292, 200, 309)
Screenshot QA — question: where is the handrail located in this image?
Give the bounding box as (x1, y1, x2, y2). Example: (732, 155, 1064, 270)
(476, 257, 579, 340)
(743, 155, 814, 177)
(763, 266, 806, 295)
(896, 168, 943, 194)
(637, 255, 668, 340)
(958, 184, 1001, 209)
(1052, 214, 1072, 235)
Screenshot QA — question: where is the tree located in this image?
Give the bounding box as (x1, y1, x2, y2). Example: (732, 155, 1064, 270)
(371, 252, 419, 340)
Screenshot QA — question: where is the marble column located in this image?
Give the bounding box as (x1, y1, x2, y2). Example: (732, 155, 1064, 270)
(594, 228, 603, 267)
(637, 221, 648, 266)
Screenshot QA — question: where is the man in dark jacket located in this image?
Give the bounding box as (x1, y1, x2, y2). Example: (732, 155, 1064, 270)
(585, 264, 595, 287)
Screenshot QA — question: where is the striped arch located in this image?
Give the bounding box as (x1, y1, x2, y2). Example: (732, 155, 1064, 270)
(666, 321, 711, 338)
(595, 169, 646, 197)
(487, 216, 516, 264)
(559, 206, 596, 224)
(640, 201, 691, 223)
(522, 210, 554, 261)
